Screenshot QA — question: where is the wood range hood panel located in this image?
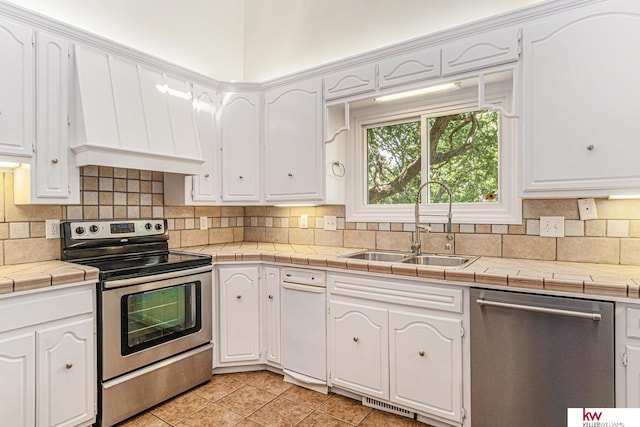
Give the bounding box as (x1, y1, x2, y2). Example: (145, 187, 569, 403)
(72, 44, 205, 175)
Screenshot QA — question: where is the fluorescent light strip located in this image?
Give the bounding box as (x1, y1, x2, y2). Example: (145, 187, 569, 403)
(373, 82, 461, 102)
(608, 195, 640, 200)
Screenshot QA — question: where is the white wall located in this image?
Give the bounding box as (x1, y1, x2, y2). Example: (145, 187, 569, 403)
(243, 0, 544, 81)
(6, 0, 544, 82)
(5, 0, 245, 81)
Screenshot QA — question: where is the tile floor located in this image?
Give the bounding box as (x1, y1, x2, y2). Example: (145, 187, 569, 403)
(116, 370, 432, 426)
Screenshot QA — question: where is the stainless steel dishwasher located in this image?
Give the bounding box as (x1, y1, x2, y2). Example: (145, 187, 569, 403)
(470, 288, 614, 427)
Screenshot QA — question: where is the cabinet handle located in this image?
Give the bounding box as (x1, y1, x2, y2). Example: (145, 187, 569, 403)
(236, 295, 242, 299)
(418, 351, 425, 357)
(239, 175, 243, 179)
(268, 294, 273, 299)
(586, 144, 595, 151)
(288, 173, 293, 177)
(353, 337, 359, 342)
(51, 158, 59, 164)
(65, 363, 73, 369)
(204, 173, 210, 178)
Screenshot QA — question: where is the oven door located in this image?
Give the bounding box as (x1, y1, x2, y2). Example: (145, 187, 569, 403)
(101, 266, 212, 381)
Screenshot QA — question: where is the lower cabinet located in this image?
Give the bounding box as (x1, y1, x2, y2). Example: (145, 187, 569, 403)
(328, 273, 466, 426)
(615, 303, 640, 408)
(215, 265, 281, 368)
(0, 283, 96, 427)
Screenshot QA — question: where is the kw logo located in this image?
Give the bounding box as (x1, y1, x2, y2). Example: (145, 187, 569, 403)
(583, 408, 603, 421)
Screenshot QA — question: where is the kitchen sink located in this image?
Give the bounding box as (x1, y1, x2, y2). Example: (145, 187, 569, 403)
(402, 254, 478, 267)
(341, 251, 412, 262)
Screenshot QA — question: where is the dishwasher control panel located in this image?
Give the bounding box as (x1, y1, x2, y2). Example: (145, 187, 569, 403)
(282, 268, 326, 287)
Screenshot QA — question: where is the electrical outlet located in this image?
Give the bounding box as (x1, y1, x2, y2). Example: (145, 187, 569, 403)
(578, 198, 598, 220)
(45, 219, 60, 239)
(299, 214, 308, 229)
(200, 216, 208, 230)
(540, 216, 564, 237)
(323, 215, 337, 231)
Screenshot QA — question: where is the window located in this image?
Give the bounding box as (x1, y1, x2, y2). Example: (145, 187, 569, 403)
(346, 79, 520, 224)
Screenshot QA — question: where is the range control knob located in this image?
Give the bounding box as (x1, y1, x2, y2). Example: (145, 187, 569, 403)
(155, 223, 163, 231)
(75, 226, 85, 235)
(145, 223, 152, 230)
(89, 225, 99, 233)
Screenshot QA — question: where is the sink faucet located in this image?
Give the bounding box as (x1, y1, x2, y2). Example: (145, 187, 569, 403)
(411, 180, 454, 255)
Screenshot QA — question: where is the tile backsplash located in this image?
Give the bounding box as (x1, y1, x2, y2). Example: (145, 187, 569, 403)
(1, 167, 640, 266)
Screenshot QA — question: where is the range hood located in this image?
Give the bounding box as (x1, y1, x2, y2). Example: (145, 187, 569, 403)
(73, 45, 205, 174)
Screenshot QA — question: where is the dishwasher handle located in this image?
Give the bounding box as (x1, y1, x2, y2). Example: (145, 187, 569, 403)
(282, 282, 326, 293)
(476, 298, 602, 321)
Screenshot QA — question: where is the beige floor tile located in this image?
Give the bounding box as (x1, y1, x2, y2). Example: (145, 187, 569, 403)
(174, 403, 243, 427)
(359, 409, 422, 426)
(150, 392, 210, 425)
(280, 385, 332, 409)
(116, 412, 170, 427)
(216, 385, 277, 417)
(317, 394, 372, 425)
(247, 396, 313, 426)
(234, 419, 263, 426)
(296, 411, 352, 427)
(194, 374, 245, 401)
(248, 370, 294, 395)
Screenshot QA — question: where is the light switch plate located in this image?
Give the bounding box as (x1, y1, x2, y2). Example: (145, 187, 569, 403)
(45, 219, 60, 239)
(323, 215, 337, 231)
(578, 198, 598, 220)
(540, 216, 564, 237)
(299, 214, 308, 229)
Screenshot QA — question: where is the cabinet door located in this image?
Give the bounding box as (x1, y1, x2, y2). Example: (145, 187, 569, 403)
(523, 1, 640, 194)
(441, 26, 520, 76)
(378, 47, 440, 89)
(191, 84, 218, 203)
(0, 333, 35, 427)
(264, 79, 324, 202)
(221, 92, 261, 202)
(329, 300, 388, 400)
(218, 266, 261, 364)
(0, 16, 34, 158)
(389, 310, 462, 423)
(37, 318, 95, 427)
(263, 266, 281, 365)
(625, 344, 640, 407)
(324, 64, 376, 101)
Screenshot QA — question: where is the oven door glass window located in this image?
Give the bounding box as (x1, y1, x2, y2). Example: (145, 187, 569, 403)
(121, 281, 201, 355)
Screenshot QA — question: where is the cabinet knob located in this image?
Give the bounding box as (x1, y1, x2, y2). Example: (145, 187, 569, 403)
(418, 351, 425, 357)
(288, 173, 293, 177)
(268, 294, 273, 299)
(204, 173, 210, 178)
(51, 158, 59, 164)
(65, 363, 73, 369)
(236, 295, 242, 299)
(239, 175, 243, 179)
(353, 337, 359, 342)
(586, 144, 595, 151)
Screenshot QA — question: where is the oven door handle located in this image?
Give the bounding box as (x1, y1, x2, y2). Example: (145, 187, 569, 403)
(103, 265, 212, 289)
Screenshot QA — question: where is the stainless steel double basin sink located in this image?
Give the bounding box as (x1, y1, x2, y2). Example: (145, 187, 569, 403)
(341, 251, 477, 268)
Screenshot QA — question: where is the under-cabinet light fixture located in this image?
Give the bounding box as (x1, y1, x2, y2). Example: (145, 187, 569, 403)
(0, 161, 21, 173)
(373, 82, 461, 102)
(608, 195, 640, 200)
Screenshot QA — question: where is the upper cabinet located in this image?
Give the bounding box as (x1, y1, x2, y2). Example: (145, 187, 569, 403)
(522, 0, 640, 196)
(264, 79, 324, 203)
(221, 92, 262, 203)
(73, 45, 205, 175)
(378, 46, 440, 89)
(324, 65, 377, 101)
(0, 16, 34, 160)
(441, 27, 520, 76)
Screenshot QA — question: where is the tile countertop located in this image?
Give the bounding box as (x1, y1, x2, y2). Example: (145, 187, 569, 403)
(181, 242, 640, 301)
(0, 261, 99, 295)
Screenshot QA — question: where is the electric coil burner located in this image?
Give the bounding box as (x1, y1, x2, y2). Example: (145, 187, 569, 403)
(61, 219, 213, 427)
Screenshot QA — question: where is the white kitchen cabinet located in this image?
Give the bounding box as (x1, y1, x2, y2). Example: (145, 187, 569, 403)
(37, 318, 94, 427)
(522, 0, 640, 196)
(0, 283, 96, 427)
(378, 47, 441, 89)
(441, 27, 520, 76)
(221, 92, 261, 202)
(262, 266, 281, 366)
(264, 78, 324, 203)
(324, 64, 377, 101)
(0, 16, 34, 160)
(329, 299, 389, 400)
(389, 310, 463, 424)
(615, 304, 640, 408)
(217, 265, 261, 365)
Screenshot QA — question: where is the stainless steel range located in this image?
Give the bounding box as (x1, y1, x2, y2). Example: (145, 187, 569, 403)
(61, 219, 213, 427)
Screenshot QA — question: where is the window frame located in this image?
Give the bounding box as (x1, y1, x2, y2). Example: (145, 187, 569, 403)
(346, 80, 521, 225)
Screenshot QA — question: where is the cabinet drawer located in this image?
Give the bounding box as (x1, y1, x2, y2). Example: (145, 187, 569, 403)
(328, 273, 462, 314)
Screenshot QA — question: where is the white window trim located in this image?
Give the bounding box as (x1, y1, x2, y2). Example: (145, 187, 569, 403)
(346, 81, 521, 225)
